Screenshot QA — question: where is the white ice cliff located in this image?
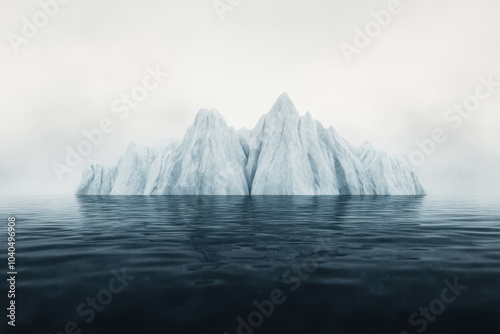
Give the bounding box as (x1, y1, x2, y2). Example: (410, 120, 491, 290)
(76, 93, 426, 195)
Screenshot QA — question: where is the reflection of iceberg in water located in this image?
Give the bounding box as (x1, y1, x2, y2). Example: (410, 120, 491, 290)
(76, 93, 426, 196)
(75, 196, 425, 271)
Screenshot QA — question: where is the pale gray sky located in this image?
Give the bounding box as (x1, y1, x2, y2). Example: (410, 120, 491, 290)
(1, 0, 499, 196)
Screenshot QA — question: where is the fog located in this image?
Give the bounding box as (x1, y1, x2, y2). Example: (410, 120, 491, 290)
(1, 0, 499, 196)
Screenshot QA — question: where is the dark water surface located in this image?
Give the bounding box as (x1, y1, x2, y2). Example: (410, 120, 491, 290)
(1, 196, 500, 334)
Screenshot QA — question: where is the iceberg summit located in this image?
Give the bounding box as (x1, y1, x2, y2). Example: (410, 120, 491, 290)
(77, 93, 426, 195)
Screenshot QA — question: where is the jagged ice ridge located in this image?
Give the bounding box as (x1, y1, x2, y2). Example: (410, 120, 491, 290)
(76, 93, 426, 195)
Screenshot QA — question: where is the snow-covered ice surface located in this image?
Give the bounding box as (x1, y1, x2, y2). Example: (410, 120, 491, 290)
(76, 93, 426, 195)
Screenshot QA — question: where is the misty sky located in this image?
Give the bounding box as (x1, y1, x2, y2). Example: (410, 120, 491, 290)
(1, 0, 499, 196)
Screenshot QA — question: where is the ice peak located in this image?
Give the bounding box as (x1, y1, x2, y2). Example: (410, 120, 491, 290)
(360, 141, 379, 151)
(278, 92, 291, 101)
(360, 140, 372, 147)
(268, 92, 299, 119)
(193, 108, 227, 127)
(304, 111, 313, 120)
(196, 108, 223, 119)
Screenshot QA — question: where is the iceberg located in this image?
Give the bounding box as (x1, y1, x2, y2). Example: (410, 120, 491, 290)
(77, 93, 425, 195)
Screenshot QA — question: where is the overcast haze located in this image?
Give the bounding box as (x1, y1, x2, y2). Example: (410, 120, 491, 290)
(1, 0, 499, 196)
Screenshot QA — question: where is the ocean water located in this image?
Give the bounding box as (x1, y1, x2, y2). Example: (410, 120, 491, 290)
(2, 196, 500, 334)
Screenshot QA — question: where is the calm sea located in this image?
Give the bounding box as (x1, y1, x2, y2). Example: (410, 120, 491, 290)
(1, 196, 499, 334)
